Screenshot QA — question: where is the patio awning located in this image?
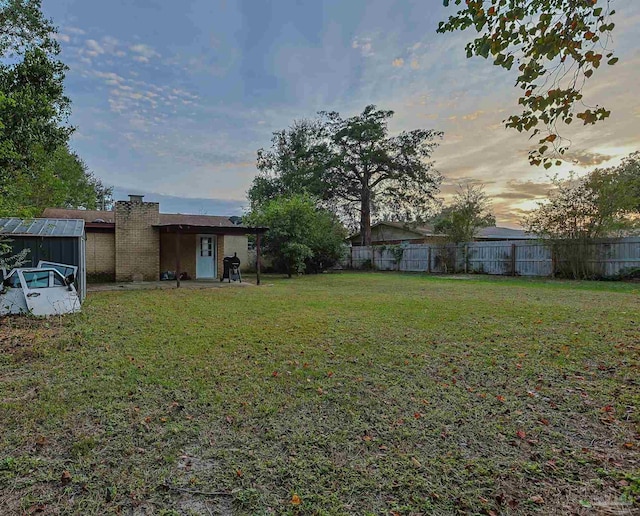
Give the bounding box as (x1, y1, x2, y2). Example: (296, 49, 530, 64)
(156, 224, 269, 287)
(153, 223, 268, 235)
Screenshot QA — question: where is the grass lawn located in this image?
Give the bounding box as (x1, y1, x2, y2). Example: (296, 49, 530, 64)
(0, 272, 638, 515)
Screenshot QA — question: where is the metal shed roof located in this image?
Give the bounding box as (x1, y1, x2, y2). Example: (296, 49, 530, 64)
(0, 218, 85, 238)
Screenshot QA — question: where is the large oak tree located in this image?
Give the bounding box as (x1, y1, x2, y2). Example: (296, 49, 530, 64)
(250, 106, 443, 246)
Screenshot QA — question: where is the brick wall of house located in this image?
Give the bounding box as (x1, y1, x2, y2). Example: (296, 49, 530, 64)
(159, 233, 196, 279)
(223, 235, 249, 271)
(86, 231, 116, 282)
(216, 235, 224, 280)
(115, 200, 160, 281)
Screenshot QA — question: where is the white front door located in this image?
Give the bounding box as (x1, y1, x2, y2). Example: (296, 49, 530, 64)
(196, 235, 216, 279)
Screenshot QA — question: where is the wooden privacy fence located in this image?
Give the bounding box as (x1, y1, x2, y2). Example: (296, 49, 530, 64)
(348, 237, 640, 278)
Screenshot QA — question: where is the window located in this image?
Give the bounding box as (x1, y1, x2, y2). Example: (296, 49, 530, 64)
(200, 237, 213, 257)
(52, 273, 65, 286)
(40, 262, 74, 278)
(3, 272, 21, 288)
(21, 271, 50, 288)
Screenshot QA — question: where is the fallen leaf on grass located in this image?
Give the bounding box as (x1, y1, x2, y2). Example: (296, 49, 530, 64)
(411, 457, 422, 467)
(61, 470, 72, 484)
(362, 435, 373, 442)
(602, 405, 614, 413)
(516, 429, 526, 439)
(538, 418, 549, 426)
(496, 395, 505, 402)
(414, 412, 422, 419)
(529, 495, 544, 504)
(291, 494, 301, 505)
(236, 469, 243, 477)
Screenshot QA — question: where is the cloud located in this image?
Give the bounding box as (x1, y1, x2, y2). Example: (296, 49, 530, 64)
(495, 180, 554, 200)
(561, 150, 614, 167)
(84, 39, 105, 57)
(461, 110, 485, 121)
(352, 37, 374, 57)
(392, 58, 404, 67)
(64, 26, 86, 36)
(55, 33, 71, 43)
(129, 43, 161, 63)
(92, 71, 126, 85)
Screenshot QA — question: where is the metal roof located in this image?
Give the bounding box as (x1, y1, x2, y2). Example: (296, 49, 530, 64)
(0, 218, 85, 238)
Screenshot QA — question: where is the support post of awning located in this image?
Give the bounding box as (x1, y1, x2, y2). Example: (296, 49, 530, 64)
(175, 228, 181, 288)
(256, 231, 261, 286)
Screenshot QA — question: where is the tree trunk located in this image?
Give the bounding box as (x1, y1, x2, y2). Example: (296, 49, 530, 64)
(360, 187, 372, 246)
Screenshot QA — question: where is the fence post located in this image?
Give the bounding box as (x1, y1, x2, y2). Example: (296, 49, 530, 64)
(371, 246, 375, 270)
(511, 243, 517, 276)
(453, 245, 457, 274)
(464, 243, 468, 274)
(427, 246, 432, 273)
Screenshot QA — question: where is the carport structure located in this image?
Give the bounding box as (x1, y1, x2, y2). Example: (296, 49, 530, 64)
(154, 222, 268, 287)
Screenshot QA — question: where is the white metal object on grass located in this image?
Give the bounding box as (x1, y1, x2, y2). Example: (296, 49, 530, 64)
(0, 263, 81, 317)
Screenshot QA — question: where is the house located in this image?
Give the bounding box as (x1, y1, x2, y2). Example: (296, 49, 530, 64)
(348, 221, 536, 246)
(347, 222, 446, 246)
(42, 194, 265, 283)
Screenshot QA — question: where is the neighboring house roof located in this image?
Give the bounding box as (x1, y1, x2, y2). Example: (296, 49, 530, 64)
(348, 221, 535, 241)
(0, 218, 85, 238)
(348, 221, 444, 241)
(475, 227, 537, 240)
(42, 208, 241, 228)
(43, 208, 114, 224)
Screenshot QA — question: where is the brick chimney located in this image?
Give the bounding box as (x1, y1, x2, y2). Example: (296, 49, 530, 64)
(115, 195, 160, 281)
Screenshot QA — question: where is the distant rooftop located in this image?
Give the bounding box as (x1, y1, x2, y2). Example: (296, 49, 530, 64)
(348, 221, 536, 241)
(475, 226, 537, 240)
(0, 218, 85, 238)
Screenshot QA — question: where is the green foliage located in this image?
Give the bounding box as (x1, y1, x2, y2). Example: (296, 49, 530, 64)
(245, 194, 347, 277)
(380, 244, 405, 270)
(524, 153, 639, 279)
(0, 0, 110, 217)
(439, 0, 617, 167)
(0, 0, 71, 172)
(523, 152, 640, 240)
(0, 145, 112, 217)
(249, 119, 331, 210)
(433, 182, 496, 243)
(250, 106, 443, 246)
(0, 237, 29, 272)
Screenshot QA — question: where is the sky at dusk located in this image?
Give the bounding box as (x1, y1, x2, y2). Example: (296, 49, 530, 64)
(43, 0, 640, 227)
